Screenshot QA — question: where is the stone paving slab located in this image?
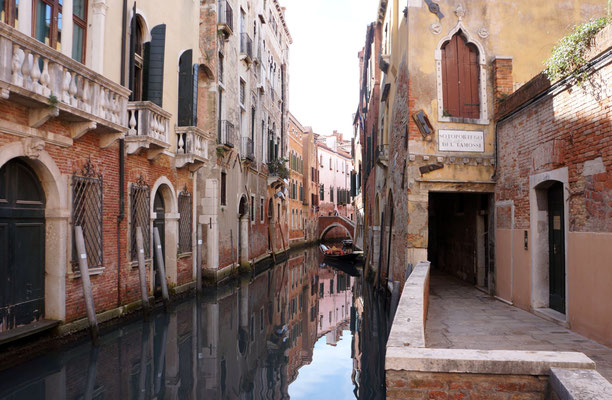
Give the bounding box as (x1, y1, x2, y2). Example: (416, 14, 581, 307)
(425, 272, 612, 382)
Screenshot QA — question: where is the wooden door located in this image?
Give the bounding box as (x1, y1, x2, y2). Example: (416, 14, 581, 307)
(548, 182, 565, 313)
(0, 159, 45, 331)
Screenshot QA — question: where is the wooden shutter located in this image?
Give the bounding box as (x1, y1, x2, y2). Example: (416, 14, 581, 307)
(145, 24, 166, 107)
(441, 32, 480, 119)
(178, 50, 193, 126)
(192, 64, 199, 126)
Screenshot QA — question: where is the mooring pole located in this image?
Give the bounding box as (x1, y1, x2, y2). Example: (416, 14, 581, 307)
(153, 227, 170, 309)
(196, 224, 203, 293)
(136, 227, 150, 317)
(74, 226, 99, 344)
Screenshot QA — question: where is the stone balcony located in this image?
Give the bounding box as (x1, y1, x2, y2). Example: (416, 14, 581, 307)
(175, 126, 209, 171)
(0, 23, 129, 146)
(126, 101, 171, 160)
(375, 144, 389, 167)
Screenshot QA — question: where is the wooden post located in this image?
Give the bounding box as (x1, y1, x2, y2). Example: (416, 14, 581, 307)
(153, 227, 170, 308)
(196, 224, 203, 293)
(74, 226, 99, 344)
(136, 227, 150, 317)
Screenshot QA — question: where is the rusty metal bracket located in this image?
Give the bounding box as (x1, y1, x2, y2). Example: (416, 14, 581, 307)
(424, 0, 444, 19)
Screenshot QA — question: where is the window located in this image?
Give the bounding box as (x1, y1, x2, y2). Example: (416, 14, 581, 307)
(441, 31, 480, 119)
(129, 16, 144, 101)
(72, 168, 103, 271)
(239, 79, 246, 107)
(178, 190, 192, 253)
(1, 0, 18, 27)
(33, 0, 63, 51)
(320, 184, 324, 201)
(220, 172, 227, 205)
(250, 194, 255, 223)
(72, 0, 87, 62)
(130, 178, 150, 260)
(330, 186, 334, 202)
(329, 157, 332, 170)
(260, 197, 264, 223)
(218, 52, 224, 85)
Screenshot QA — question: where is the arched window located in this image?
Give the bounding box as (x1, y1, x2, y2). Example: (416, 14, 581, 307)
(441, 31, 479, 119)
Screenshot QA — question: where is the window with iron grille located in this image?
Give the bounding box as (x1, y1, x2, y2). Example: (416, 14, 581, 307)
(72, 166, 103, 271)
(178, 189, 192, 254)
(130, 177, 150, 260)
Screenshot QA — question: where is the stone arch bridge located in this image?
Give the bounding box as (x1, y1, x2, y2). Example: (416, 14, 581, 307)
(317, 216, 355, 241)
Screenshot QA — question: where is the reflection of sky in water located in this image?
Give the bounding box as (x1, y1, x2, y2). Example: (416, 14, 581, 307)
(289, 329, 355, 400)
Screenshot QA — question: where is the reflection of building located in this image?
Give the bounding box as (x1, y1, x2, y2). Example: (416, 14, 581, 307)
(317, 267, 353, 345)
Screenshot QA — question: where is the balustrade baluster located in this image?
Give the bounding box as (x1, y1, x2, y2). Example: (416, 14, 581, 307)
(11, 44, 22, 86)
(21, 49, 31, 90)
(40, 59, 50, 96)
(31, 54, 41, 94)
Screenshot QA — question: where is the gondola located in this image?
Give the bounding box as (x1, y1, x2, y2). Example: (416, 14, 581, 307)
(319, 244, 364, 262)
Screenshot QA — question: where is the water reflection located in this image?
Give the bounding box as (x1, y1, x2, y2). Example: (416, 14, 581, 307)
(0, 247, 390, 399)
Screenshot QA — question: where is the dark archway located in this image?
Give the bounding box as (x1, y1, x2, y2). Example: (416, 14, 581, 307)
(0, 158, 46, 331)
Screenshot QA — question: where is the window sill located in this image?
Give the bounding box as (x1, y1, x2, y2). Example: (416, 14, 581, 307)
(438, 116, 489, 125)
(178, 252, 192, 259)
(130, 259, 152, 269)
(69, 266, 105, 279)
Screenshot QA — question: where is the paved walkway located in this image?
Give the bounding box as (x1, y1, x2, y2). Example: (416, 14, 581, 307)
(425, 272, 612, 382)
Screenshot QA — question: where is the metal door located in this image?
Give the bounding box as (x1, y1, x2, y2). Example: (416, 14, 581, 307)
(153, 190, 165, 293)
(548, 182, 565, 313)
(0, 159, 45, 331)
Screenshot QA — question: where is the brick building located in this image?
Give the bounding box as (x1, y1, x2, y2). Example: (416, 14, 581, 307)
(495, 25, 612, 346)
(355, 0, 608, 292)
(0, 0, 205, 332)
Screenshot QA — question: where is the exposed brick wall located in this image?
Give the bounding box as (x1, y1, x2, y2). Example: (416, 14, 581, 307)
(1, 98, 194, 323)
(493, 58, 514, 116)
(386, 370, 549, 400)
(496, 59, 612, 232)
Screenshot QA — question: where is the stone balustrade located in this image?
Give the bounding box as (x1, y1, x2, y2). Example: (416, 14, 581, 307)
(176, 126, 209, 171)
(0, 22, 129, 138)
(126, 101, 171, 159)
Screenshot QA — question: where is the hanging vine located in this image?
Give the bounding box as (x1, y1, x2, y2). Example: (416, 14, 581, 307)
(543, 16, 611, 86)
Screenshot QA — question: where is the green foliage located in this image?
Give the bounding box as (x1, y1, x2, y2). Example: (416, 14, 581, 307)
(47, 93, 58, 109)
(216, 145, 228, 158)
(267, 157, 289, 179)
(544, 16, 611, 86)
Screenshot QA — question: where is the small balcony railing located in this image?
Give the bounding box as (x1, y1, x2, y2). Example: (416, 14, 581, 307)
(218, 120, 234, 148)
(241, 137, 254, 161)
(240, 33, 253, 63)
(0, 23, 129, 143)
(375, 144, 389, 164)
(217, 0, 233, 37)
(126, 101, 171, 159)
(176, 126, 209, 171)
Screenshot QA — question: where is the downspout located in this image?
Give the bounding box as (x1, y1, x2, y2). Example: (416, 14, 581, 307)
(117, 0, 128, 307)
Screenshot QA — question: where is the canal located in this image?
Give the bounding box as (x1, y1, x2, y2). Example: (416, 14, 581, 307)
(0, 247, 391, 399)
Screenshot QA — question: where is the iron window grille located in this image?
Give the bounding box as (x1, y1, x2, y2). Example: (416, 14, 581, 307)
(178, 189, 192, 254)
(71, 159, 103, 271)
(130, 176, 150, 260)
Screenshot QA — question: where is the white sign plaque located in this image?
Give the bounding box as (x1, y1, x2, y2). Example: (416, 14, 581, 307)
(438, 130, 484, 152)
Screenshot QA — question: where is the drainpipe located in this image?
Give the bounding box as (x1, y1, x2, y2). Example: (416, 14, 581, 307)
(117, 0, 128, 307)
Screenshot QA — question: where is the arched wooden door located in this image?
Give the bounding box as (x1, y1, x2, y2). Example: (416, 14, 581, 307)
(153, 190, 165, 293)
(0, 159, 46, 331)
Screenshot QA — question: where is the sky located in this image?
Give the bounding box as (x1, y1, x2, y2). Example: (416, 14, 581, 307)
(288, 330, 356, 399)
(282, 0, 378, 138)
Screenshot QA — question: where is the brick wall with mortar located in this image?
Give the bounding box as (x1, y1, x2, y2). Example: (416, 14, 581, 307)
(496, 55, 612, 232)
(386, 370, 549, 400)
(0, 99, 195, 324)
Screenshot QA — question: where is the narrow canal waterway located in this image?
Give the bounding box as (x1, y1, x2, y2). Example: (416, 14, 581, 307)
(0, 247, 390, 399)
